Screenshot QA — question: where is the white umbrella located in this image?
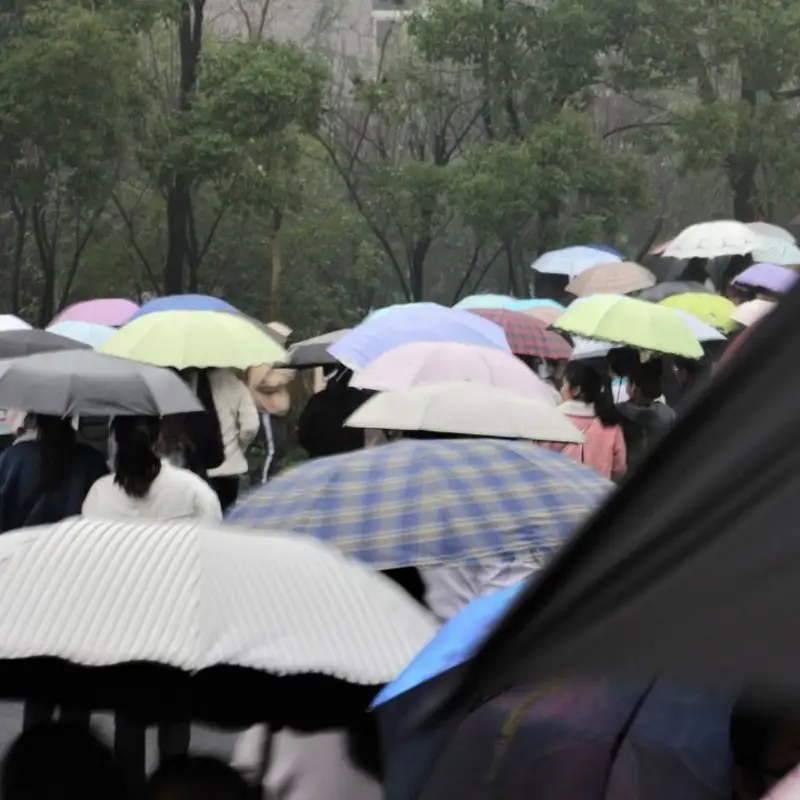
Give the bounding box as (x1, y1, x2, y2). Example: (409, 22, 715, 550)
(0, 314, 31, 332)
(569, 337, 612, 360)
(745, 221, 796, 244)
(531, 246, 621, 278)
(345, 381, 583, 443)
(668, 309, 727, 342)
(0, 518, 437, 726)
(662, 221, 766, 259)
(731, 298, 777, 327)
(751, 239, 800, 266)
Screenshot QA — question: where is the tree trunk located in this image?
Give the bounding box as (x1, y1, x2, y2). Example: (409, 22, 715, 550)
(729, 80, 760, 223)
(268, 209, 283, 321)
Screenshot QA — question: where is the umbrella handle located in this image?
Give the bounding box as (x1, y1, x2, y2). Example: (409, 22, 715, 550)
(250, 726, 277, 800)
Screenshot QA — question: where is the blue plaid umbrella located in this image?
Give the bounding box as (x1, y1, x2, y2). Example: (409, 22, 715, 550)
(226, 439, 611, 569)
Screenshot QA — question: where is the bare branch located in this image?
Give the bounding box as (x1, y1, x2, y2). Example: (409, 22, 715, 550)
(602, 120, 676, 139)
(111, 192, 160, 292)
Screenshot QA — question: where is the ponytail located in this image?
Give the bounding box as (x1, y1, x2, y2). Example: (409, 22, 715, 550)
(563, 361, 620, 427)
(112, 416, 162, 499)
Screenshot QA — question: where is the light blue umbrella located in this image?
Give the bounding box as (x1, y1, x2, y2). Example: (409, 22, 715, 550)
(46, 321, 116, 349)
(454, 294, 519, 311)
(373, 582, 525, 706)
(329, 302, 511, 371)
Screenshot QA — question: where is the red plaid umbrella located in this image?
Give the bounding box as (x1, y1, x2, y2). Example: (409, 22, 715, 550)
(469, 309, 571, 359)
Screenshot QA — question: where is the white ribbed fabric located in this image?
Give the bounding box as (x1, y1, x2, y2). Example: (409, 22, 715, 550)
(0, 518, 437, 685)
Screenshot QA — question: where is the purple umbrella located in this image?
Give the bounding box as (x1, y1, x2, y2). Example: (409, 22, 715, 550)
(51, 298, 139, 327)
(732, 263, 798, 295)
(329, 302, 511, 371)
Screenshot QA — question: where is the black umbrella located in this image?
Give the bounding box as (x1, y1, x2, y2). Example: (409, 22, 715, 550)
(637, 281, 712, 302)
(0, 329, 90, 359)
(286, 329, 349, 368)
(446, 284, 800, 706)
(0, 349, 202, 417)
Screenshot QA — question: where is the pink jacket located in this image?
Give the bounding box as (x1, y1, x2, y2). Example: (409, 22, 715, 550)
(556, 400, 627, 480)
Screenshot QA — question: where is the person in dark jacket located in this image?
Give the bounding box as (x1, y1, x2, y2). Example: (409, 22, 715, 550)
(616, 361, 676, 470)
(0, 414, 108, 533)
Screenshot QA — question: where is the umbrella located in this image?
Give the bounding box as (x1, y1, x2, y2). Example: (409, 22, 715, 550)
(731, 298, 777, 327)
(100, 310, 287, 370)
(0, 330, 90, 359)
(766, 766, 800, 799)
(345, 383, 583, 443)
(442, 278, 800, 710)
(226, 438, 611, 570)
(350, 341, 560, 405)
(745, 221, 796, 244)
(566, 262, 656, 297)
(329, 303, 511, 372)
(454, 294, 520, 311)
(468, 309, 572, 359)
(0, 315, 32, 332)
(662, 221, 766, 259)
(0, 350, 201, 417)
(416, 681, 732, 800)
(659, 293, 736, 333)
(519, 305, 564, 326)
(46, 321, 116, 349)
(128, 294, 239, 322)
(668, 310, 727, 343)
(569, 338, 612, 361)
(586, 243, 625, 257)
(553, 295, 704, 359)
(751, 240, 800, 266)
(732, 263, 798, 295)
(286, 329, 349, 368)
(511, 299, 565, 312)
(51, 298, 138, 327)
(532, 246, 622, 278)
(638, 282, 712, 302)
(0, 518, 436, 728)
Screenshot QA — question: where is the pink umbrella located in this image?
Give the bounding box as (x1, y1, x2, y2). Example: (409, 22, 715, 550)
(51, 298, 139, 327)
(350, 341, 560, 405)
(763, 765, 800, 799)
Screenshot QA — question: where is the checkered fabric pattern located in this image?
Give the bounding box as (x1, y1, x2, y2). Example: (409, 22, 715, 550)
(469, 309, 572, 359)
(226, 438, 611, 569)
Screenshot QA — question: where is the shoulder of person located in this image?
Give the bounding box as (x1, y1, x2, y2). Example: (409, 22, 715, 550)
(163, 461, 217, 492)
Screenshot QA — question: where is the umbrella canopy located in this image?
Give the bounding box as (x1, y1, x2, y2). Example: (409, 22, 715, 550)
(345, 383, 583, 443)
(553, 295, 704, 359)
(519, 305, 564, 326)
(569, 337, 612, 361)
(51, 298, 138, 327)
(766, 766, 800, 799)
(751, 239, 800, 266)
(454, 294, 519, 311)
(732, 263, 798, 295)
(350, 341, 559, 405)
(531, 246, 622, 278)
(443, 279, 800, 709)
(746, 221, 796, 244)
(286, 329, 349, 368)
(566, 261, 656, 297)
(468, 308, 572, 359)
(659, 293, 736, 333)
(668, 309, 727, 343)
(128, 294, 239, 322)
(730, 297, 777, 327)
(101, 310, 287, 370)
(46, 321, 116, 349)
(0, 330, 90, 359)
(638, 281, 712, 302)
(0, 315, 32, 332)
(329, 303, 511, 372)
(0, 350, 201, 417)
(0, 518, 436, 728)
(226, 438, 610, 570)
(511, 299, 565, 312)
(662, 220, 766, 259)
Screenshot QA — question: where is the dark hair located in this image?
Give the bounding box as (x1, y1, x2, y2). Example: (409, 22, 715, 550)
(628, 360, 664, 403)
(607, 347, 639, 380)
(113, 416, 162, 499)
(146, 755, 249, 800)
(1, 722, 130, 800)
(35, 415, 77, 490)
(563, 361, 620, 427)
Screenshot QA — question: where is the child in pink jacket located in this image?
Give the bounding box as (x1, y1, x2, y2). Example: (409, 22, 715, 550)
(555, 361, 627, 481)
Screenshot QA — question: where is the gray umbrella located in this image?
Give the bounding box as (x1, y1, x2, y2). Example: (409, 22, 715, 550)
(0, 329, 90, 359)
(0, 350, 202, 417)
(286, 329, 350, 368)
(638, 281, 713, 302)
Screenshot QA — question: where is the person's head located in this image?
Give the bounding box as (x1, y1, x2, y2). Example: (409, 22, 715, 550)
(112, 415, 162, 499)
(607, 347, 639, 381)
(34, 415, 76, 490)
(561, 361, 619, 426)
(1, 722, 130, 800)
(627, 359, 664, 405)
(146, 755, 249, 800)
(731, 698, 800, 799)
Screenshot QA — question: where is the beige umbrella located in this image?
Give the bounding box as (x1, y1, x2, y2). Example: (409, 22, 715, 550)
(345, 381, 584, 443)
(519, 306, 564, 326)
(566, 261, 656, 297)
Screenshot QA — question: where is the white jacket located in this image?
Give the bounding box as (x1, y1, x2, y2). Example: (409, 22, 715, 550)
(193, 369, 260, 478)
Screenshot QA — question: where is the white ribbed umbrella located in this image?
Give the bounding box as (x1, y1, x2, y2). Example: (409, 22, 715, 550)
(663, 221, 766, 259)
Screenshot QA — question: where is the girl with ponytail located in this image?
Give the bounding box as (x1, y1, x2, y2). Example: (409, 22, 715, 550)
(555, 361, 627, 481)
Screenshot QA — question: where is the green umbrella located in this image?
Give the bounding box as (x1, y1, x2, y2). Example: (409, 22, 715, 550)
(554, 295, 703, 359)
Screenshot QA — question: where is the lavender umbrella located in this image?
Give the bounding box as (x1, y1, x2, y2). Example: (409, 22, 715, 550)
(51, 298, 139, 327)
(329, 303, 511, 371)
(732, 263, 798, 295)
